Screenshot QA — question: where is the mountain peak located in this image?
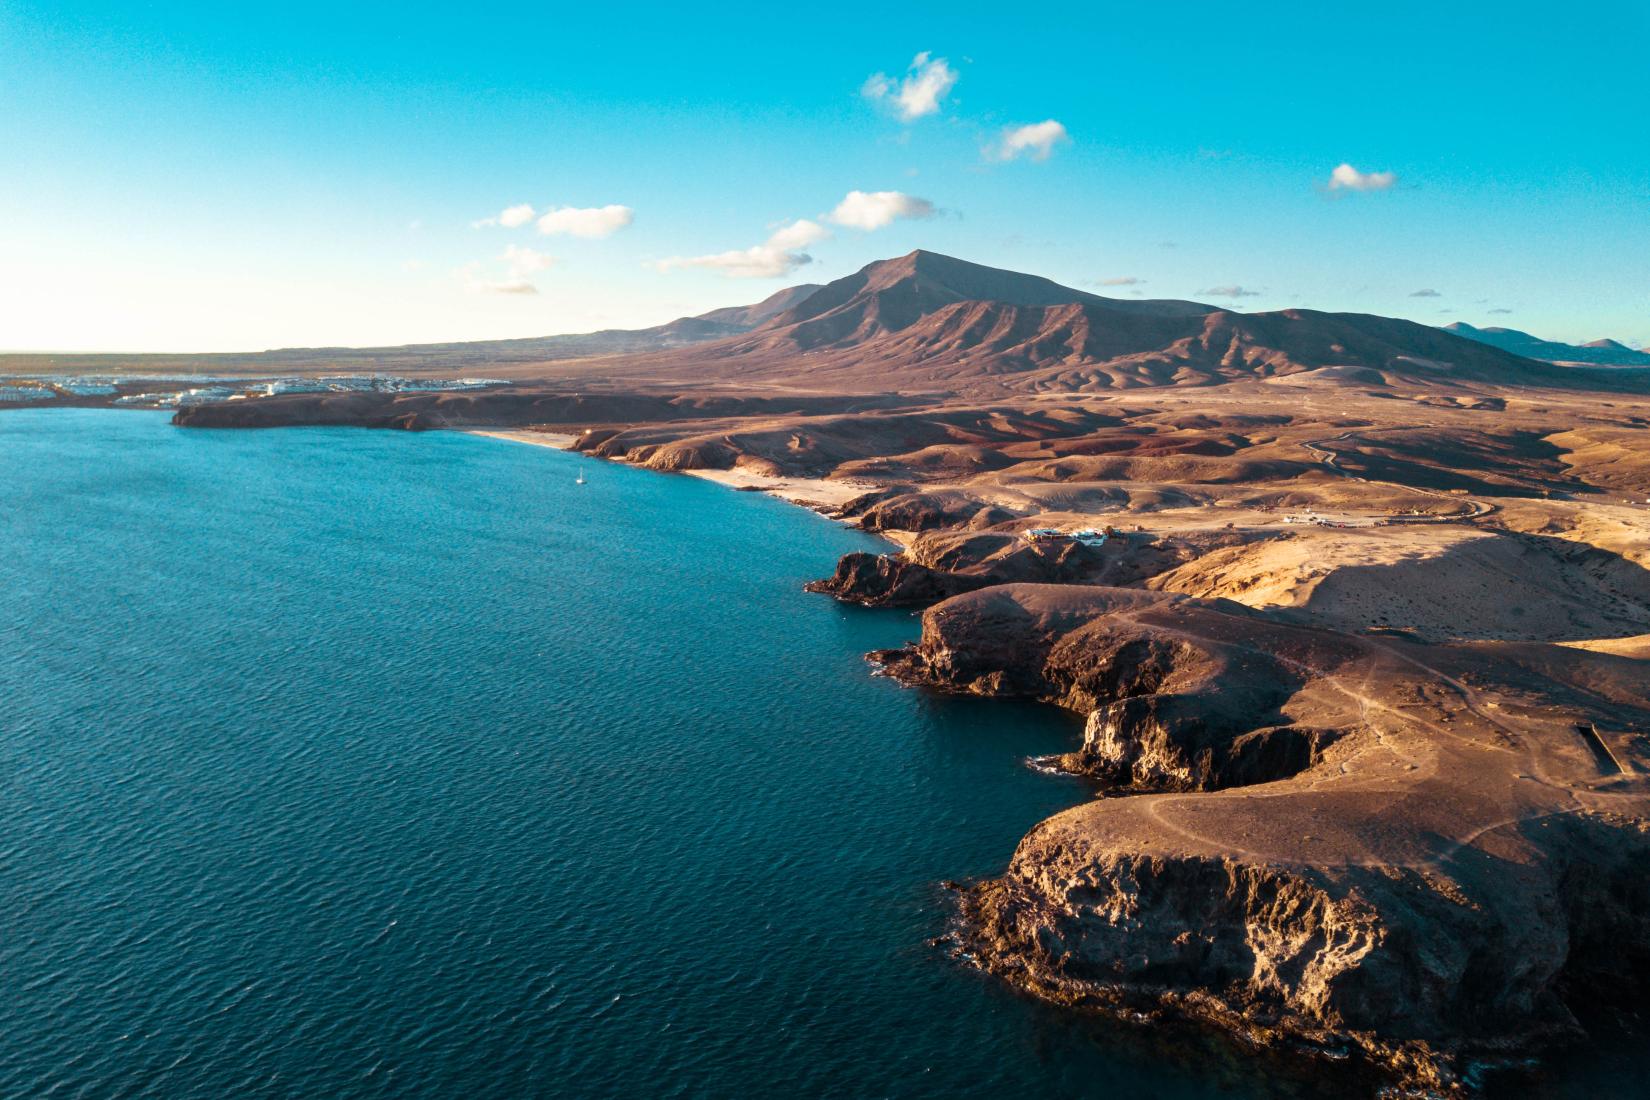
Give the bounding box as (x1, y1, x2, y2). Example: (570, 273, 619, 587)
(757, 250, 1217, 350)
(855, 249, 1097, 302)
(1445, 323, 1650, 366)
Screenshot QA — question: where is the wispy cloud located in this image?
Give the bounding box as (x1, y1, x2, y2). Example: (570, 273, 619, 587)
(457, 261, 539, 295)
(652, 219, 831, 279)
(1095, 276, 1143, 287)
(1409, 288, 1441, 298)
(536, 204, 634, 239)
(1488, 308, 1513, 315)
(863, 52, 957, 121)
(1200, 285, 1262, 298)
(826, 190, 936, 231)
(991, 120, 1070, 162)
(1326, 163, 1397, 192)
(501, 245, 555, 278)
(472, 202, 537, 229)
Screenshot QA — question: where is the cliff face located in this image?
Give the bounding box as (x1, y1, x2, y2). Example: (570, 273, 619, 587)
(804, 551, 991, 607)
(970, 809, 1650, 1089)
(875, 586, 1340, 788)
(806, 532, 1132, 607)
(879, 583, 1650, 1089)
(809, 517, 1197, 608)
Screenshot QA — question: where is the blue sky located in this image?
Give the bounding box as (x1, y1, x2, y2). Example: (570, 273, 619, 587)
(2, 0, 1646, 352)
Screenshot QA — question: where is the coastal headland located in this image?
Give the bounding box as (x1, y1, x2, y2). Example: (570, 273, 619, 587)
(17, 251, 1650, 1092)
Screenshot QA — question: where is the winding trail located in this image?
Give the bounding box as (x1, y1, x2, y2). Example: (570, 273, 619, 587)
(1301, 430, 1496, 522)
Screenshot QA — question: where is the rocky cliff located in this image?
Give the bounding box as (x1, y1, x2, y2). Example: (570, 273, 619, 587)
(876, 584, 1650, 1090)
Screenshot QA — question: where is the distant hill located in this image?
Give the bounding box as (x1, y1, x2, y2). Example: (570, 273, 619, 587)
(1443, 322, 1650, 367)
(0, 283, 824, 377)
(694, 283, 822, 328)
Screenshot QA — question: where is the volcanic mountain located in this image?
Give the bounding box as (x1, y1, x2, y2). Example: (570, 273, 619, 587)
(746, 249, 1215, 347)
(604, 250, 1635, 396)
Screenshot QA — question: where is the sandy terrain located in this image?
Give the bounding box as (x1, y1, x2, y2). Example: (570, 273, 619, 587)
(466, 429, 871, 509)
(467, 429, 579, 449)
(680, 467, 873, 509)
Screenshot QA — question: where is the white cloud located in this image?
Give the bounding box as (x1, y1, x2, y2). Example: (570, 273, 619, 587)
(826, 190, 936, 231)
(653, 219, 831, 279)
(766, 218, 831, 251)
(471, 203, 537, 229)
(1200, 285, 1262, 298)
(499, 203, 536, 228)
(993, 120, 1070, 162)
(536, 204, 634, 239)
(863, 52, 958, 121)
(457, 260, 541, 295)
(501, 245, 555, 278)
(1326, 163, 1397, 192)
(1409, 288, 1441, 298)
(1096, 276, 1142, 286)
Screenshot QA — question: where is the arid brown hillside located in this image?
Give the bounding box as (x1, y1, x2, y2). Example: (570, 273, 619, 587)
(510, 251, 1648, 398)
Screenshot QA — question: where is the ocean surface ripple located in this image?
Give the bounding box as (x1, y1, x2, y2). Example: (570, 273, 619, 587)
(2, 409, 1281, 1099)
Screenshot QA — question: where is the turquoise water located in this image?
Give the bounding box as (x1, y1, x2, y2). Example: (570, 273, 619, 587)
(1, 409, 1275, 1098)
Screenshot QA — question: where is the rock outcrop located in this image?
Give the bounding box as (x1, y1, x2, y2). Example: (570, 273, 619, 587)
(880, 584, 1650, 1090)
(804, 551, 990, 606)
(811, 525, 1192, 608)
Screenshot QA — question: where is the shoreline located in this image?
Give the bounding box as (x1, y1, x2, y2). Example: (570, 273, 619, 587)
(465, 428, 580, 449)
(464, 429, 877, 514)
(678, 467, 873, 510)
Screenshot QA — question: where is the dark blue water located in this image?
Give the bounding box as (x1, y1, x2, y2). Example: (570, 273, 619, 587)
(0, 410, 1274, 1098)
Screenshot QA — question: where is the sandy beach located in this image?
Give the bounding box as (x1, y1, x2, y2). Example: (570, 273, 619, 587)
(466, 429, 580, 449)
(681, 467, 870, 510)
(469, 430, 866, 511)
